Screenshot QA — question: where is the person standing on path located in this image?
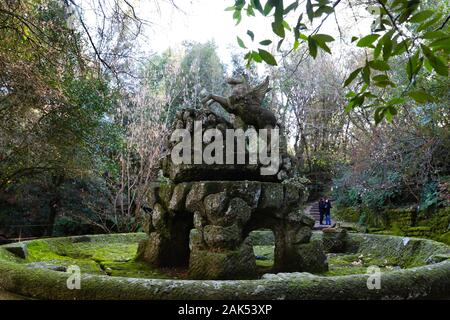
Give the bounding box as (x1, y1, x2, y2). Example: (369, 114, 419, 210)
(324, 197, 332, 225)
(319, 198, 325, 225)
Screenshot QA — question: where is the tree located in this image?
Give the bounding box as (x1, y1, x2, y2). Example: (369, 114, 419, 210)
(0, 0, 121, 235)
(227, 0, 449, 122)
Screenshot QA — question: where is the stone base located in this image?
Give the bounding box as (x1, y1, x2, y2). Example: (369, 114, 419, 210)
(322, 227, 348, 253)
(137, 180, 328, 279)
(188, 238, 257, 279)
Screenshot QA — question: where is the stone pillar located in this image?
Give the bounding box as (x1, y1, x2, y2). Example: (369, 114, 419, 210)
(272, 213, 328, 273)
(186, 186, 258, 279)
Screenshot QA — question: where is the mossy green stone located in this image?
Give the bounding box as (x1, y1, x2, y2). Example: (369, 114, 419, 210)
(0, 232, 449, 299)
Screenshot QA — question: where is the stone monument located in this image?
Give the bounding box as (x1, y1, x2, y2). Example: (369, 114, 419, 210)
(136, 76, 328, 279)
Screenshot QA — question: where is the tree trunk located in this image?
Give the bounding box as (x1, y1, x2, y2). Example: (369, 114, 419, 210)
(45, 174, 64, 237)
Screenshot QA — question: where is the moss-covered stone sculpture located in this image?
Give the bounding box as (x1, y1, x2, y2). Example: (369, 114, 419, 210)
(136, 85, 328, 279)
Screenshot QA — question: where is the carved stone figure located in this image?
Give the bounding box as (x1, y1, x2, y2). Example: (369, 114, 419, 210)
(201, 76, 277, 130)
(136, 76, 328, 279)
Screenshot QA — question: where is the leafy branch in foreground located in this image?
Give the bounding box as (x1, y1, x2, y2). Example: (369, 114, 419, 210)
(227, 0, 449, 124)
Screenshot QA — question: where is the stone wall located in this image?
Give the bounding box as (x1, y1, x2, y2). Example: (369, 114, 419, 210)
(1, 233, 449, 300)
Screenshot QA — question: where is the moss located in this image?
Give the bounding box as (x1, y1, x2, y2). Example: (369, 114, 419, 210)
(385, 207, 414, 229)
(439, 232, 450, 245)
(248, 230, 275, 246)
(256, 259, 274, 268)
(253, 245, 274, 260)
(99, 260, 172, 279)
(322, 252, 402, 276)
(369, 206, 450, 245)
(333, 207, 360, 223)
(24, 237, 145, 276)
(1, 232, 450, 300)
(253, 245, 274, 268)
(0, 248, 22, 263)
(0, 289, 27, 300)
(25, 241, 103, 274)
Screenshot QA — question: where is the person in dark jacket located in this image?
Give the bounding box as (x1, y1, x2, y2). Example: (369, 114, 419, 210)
(324, 197, 332, 225)
(318, 198, 325, 225)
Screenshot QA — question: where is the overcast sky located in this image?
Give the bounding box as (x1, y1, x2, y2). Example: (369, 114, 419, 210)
(139, 0, 372, 65)
(81, 0, 373, 70)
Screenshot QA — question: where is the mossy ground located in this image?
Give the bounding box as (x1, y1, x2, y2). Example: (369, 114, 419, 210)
(5, 233, 446, 281)
(21, 241, 404, 279)
(1, 233, 449, 299)
(254, 245, 405, 277)
(23, 238, 174, 279)
(323, 253, 402, 276)
(334, 206, 450, 245)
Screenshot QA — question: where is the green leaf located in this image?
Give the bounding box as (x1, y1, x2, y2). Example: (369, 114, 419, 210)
(282, 20, 292, 31)
(373, 80, 396, 87)
(391, 0, 406, 9)
(408, 90, 434, 103)
(272, 21, 285, 38)
(233, 10, 242, 24)
(235, 0, 245, 9)
(314, 5, 334, 16)
(362, 64, 371, 84)
(372, 74, 389, 82)
(306, 0, 314, 21)
(417, 13, 443, 32)
(359, 83, 369, 94)
(252, 0, 263, 13)
(251, 51, 263, 62)
(277, 38, 284, 51)
(383, 36, 393, 60)
(388, 97, 405, 105)
(384, 108, 393, 122)
(312, 34, 334, 54)
(225, 6, 236, 11)
(258, 49, 277, 66)
(423, 31, 447, 39)
(343, 68, 362, 87)
(345, 100, 355, 113)
(284, 1, 299, 14)
(409, 10, 434, 23)
(406, 50, 420, 81)
(392, 39, 409, 56)
(308, 36, 318, 58)
(313, 34, 334, 42)
(298, 33, 308, 41)
(429, 37, 450, 51)
(363, 92, 377, 99)
(353, 95, 365, 108)
(374, 107, 385, 124)
(346, 91, 356, 98)
(397, 2, 419, 23)
(247, 30, 255, 41)
(374, 39, 383, 59)
(357, 34, 380, 47)
(423, 58, 433, 72)
(263, 1, 274, 16)
(316, 41, 331, 54)
(421, 44, 448, 76)
(259, 40, 272, 46)
(351, 36, 358, 43)
(246, 5, 255, 16)
(369, 60, 390, 71)
(237, 36, 246, 49)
